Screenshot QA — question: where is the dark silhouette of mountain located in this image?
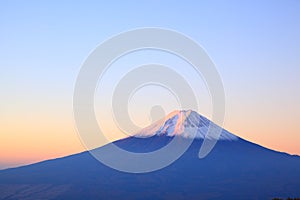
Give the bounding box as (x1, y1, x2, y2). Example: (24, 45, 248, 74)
(0, 110, 299, 199)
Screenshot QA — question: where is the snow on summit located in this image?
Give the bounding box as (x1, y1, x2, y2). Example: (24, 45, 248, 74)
(135, 110, 238, 141)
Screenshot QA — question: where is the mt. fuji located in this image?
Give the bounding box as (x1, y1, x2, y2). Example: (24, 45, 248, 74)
(0, 110, 300, 200)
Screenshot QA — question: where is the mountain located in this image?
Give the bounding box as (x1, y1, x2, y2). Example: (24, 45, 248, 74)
(0, 110, 300, 200)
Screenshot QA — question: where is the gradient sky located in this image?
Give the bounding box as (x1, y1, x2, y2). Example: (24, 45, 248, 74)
(1, 0, 300, 169)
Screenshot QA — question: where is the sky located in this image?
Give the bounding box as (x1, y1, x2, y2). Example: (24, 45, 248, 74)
(1, 0, 300, 169)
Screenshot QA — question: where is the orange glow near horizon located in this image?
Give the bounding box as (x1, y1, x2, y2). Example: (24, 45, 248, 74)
(0, 112, 85, 169)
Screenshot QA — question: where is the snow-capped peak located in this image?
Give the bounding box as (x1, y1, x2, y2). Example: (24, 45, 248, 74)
(134, 110, 238, 141)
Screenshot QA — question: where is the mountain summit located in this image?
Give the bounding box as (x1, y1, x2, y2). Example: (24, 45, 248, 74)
(135, 110, 238, 141)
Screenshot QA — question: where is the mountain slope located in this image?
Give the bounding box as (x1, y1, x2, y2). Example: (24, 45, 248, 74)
(0, 111, 299, 200)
